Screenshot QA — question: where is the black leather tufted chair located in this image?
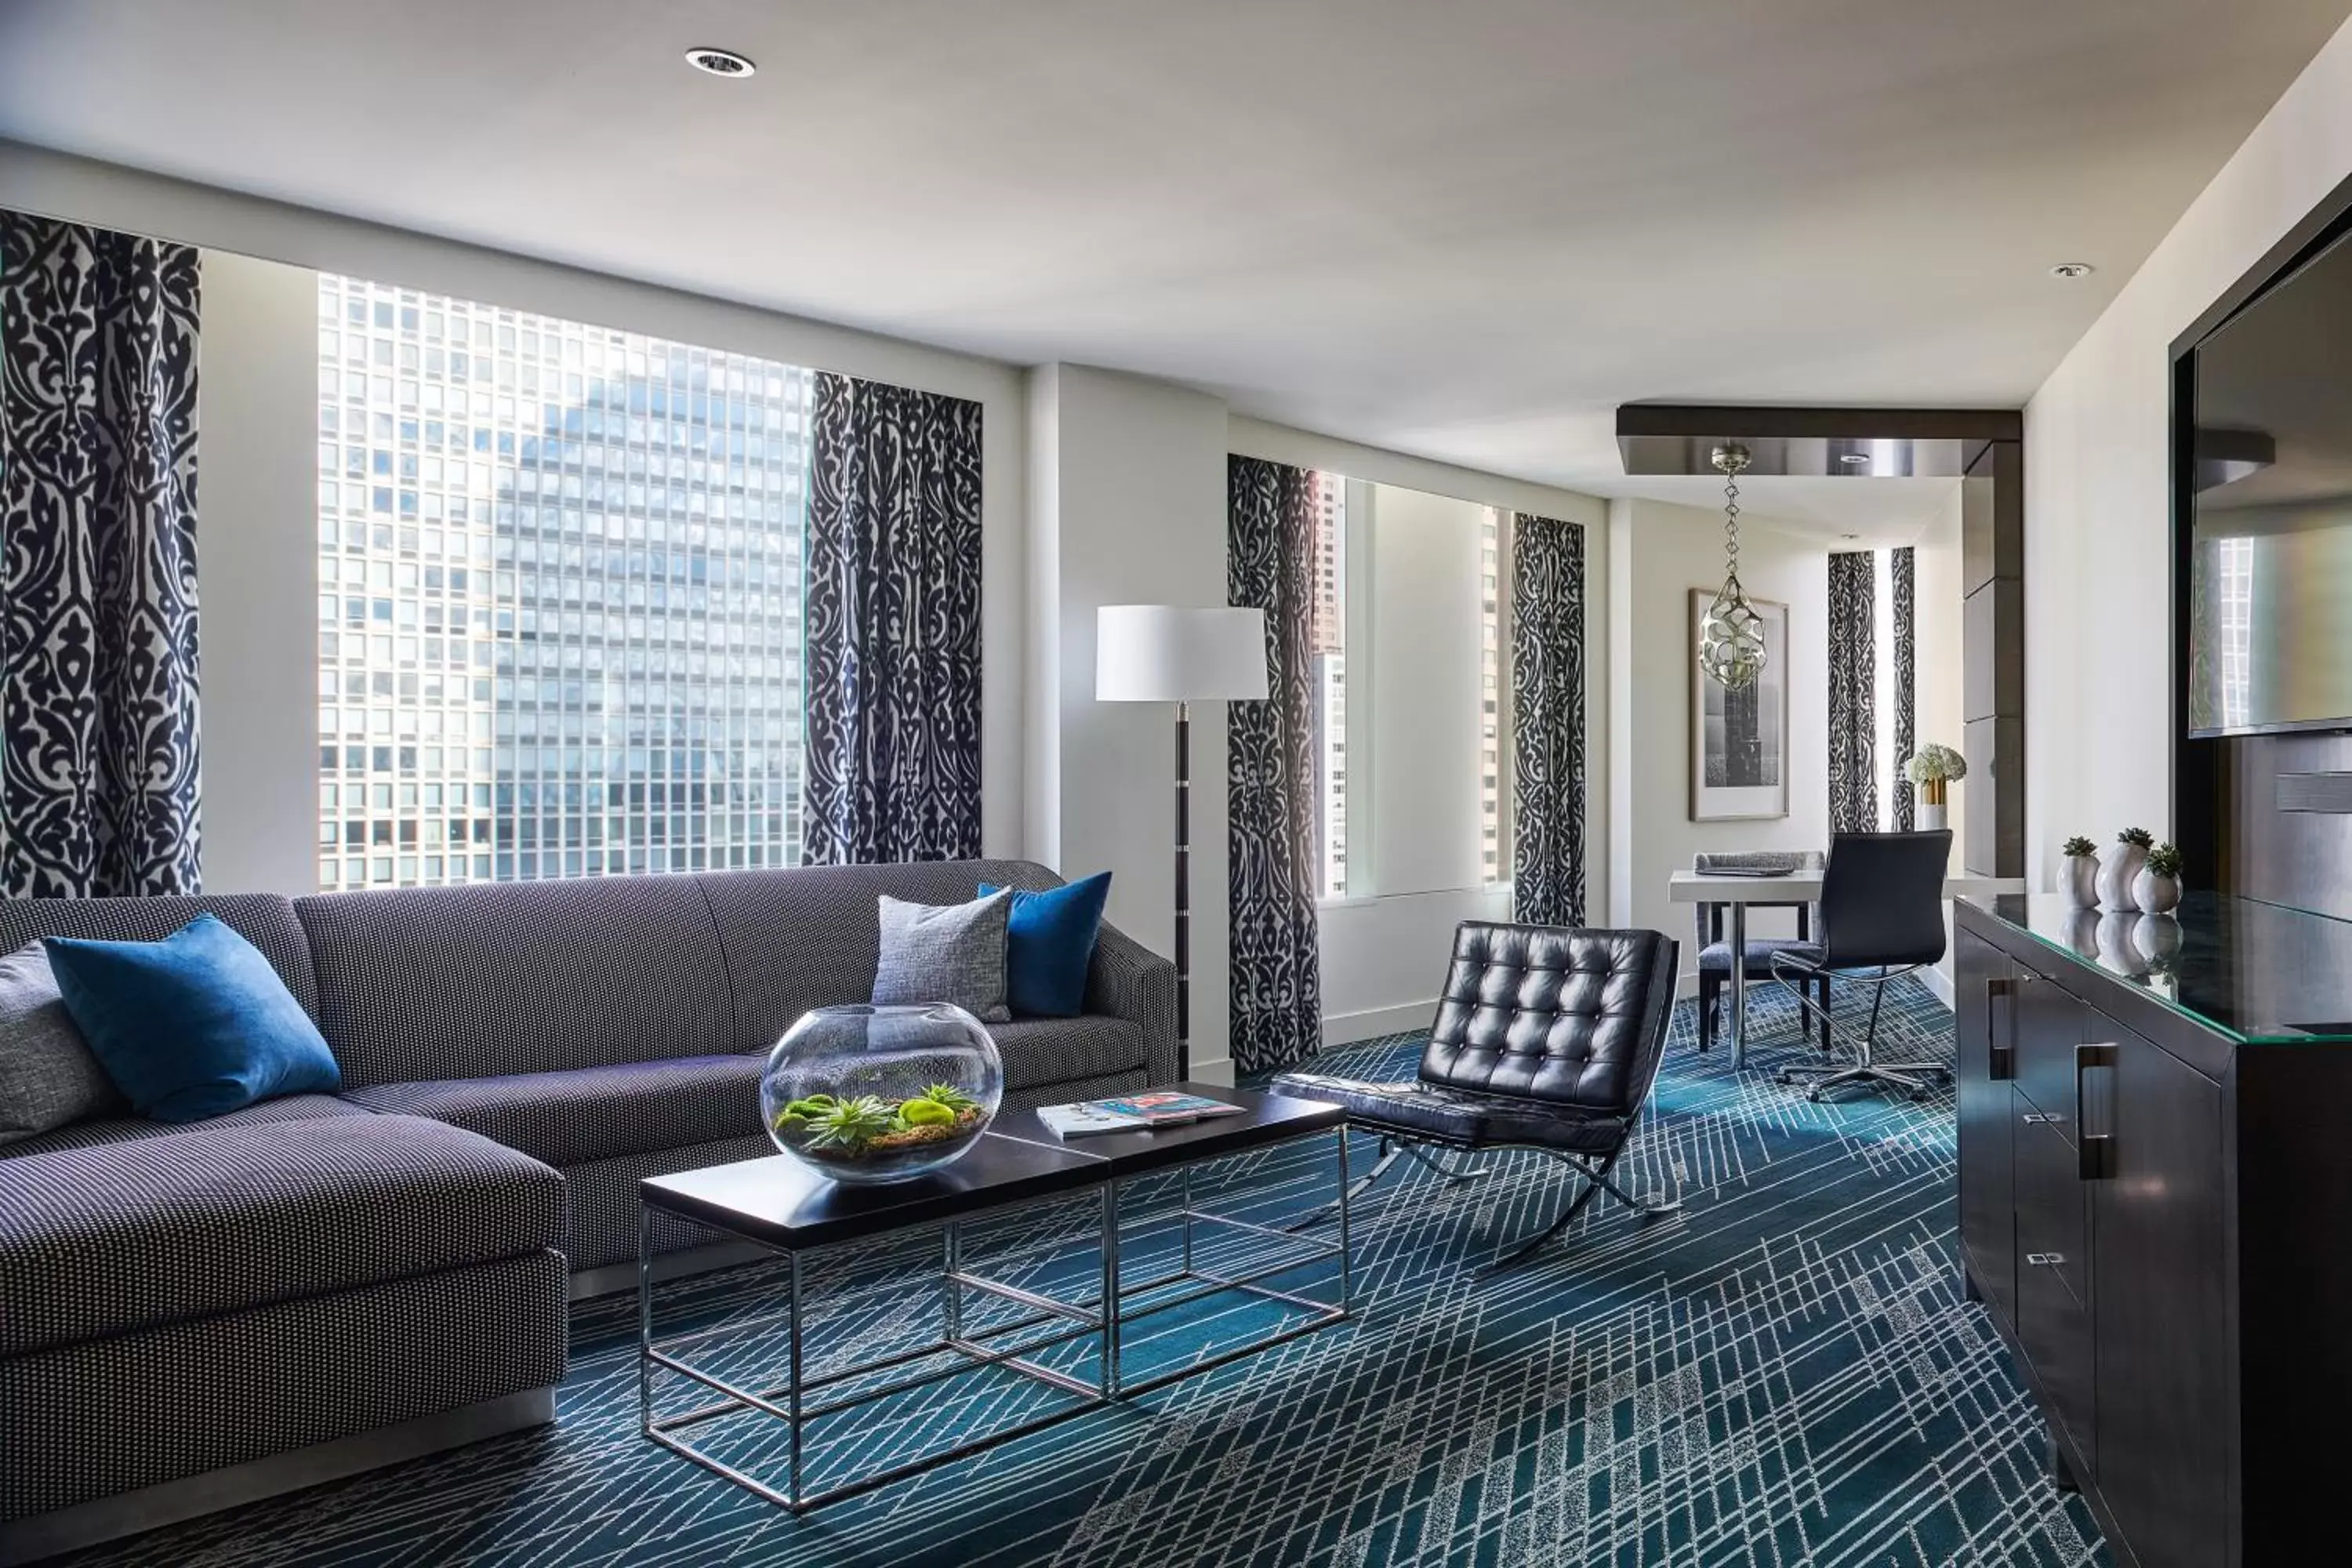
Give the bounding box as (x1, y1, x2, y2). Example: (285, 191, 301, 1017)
(1273, 921, 1682, 1265)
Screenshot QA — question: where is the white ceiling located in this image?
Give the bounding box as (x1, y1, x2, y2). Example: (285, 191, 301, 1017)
(2, 0, 2346, 509)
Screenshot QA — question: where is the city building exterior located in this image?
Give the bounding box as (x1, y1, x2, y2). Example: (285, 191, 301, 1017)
(314, 274, 812, 894)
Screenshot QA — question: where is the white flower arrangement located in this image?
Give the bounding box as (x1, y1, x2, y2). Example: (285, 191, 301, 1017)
(1904, 743, 1966, 786)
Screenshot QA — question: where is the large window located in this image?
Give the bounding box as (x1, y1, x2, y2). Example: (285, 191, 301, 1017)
(1308, 477, 1515, 902)
(313, 275, 813, 893)
(1310, 470, 1348, 898)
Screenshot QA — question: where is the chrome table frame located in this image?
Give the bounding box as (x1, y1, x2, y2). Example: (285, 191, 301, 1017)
(637, 1123, 1352, 1512)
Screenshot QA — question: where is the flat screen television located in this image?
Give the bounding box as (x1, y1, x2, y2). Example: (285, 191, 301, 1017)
(2183, 222, 2352, 736)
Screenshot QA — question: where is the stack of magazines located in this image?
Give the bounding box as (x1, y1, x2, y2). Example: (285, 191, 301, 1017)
(1035, 1091, 1245, 1138)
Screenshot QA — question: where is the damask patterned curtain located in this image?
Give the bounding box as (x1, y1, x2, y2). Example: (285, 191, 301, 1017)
(0, 212, 201, 898)
(1826, 550, 1877, 833)
(1511, 512, 1586, 927)
(800, 372, 983, 866)
(1890, 546, 1916, 830)
(1227, 455, 1322, 1076)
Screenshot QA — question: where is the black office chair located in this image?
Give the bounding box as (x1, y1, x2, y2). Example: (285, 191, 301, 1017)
(1693, 848, 1831, 1051)
(1768, 829, 1953, 1102)
(1273, 921, 1682, 1266)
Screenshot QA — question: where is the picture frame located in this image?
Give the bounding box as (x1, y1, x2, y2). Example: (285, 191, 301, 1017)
(1690, 589, 1789, 822)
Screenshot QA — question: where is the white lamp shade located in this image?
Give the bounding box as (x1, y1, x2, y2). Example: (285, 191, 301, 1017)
(1096, 605, 1269, 702)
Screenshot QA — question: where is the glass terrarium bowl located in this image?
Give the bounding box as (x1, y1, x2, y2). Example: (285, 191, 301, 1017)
(760, 1004, 1003, 1185)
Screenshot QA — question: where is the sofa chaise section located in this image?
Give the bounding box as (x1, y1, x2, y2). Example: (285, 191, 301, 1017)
(0, 1113, 565, 1564)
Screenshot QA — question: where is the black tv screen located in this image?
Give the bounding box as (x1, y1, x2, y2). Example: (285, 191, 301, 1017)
(2186, 224, 2352, 736)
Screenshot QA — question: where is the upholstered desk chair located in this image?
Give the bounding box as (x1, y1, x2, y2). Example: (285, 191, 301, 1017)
(1769, 829, 1953, 1102)
(1693, 848, 1831, 1051)
(1273, 921, 1682, 1265)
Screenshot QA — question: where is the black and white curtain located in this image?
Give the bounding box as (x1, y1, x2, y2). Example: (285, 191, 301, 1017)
(1826, 550, 1877, 833)
(1890, 546, 1916, 830)
(1511, 513, 1585, 927)
(800, 372, 983, 866)
(0, 212, 201, 898)
(1226, 455, 1323, 1076)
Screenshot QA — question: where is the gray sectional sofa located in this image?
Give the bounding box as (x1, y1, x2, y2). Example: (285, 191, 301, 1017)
(0, 858, 1175, 1563)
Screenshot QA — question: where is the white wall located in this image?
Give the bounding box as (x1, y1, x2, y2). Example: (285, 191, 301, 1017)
(2026, 14, 2352, 891)
(1606, 497, 1831, 983)
(1025, 365, 1233, 1067)
(0, 142, 1030, 887)
(194, 252, 321, 893)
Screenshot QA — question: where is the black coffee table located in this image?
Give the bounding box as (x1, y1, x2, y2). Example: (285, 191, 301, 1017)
(637, 1083, 1349, 1512)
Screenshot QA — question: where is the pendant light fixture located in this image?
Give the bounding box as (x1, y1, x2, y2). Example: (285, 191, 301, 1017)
(1700, 443, 1767, 691)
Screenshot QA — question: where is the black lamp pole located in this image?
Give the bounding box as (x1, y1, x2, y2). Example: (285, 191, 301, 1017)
(1173, 699, 1191, 1077)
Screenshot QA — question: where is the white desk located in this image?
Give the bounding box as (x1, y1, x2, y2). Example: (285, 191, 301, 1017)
(1668, 870, 2027, 1066)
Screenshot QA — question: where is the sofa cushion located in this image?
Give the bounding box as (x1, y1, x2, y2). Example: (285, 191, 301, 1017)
(0, 1114, 564, 1356)
(872, 890, 1013, 1022)
(0, 941, 122, 1148)
(698, 860, 1066, 1053)
(0, 1092, 371, 1161)
(44, 914, 342, 1122)
(993, 1015, 1149, 1091)
(340, 1054, 766, 1167)
(293, 877, 736, 1087)
(0, 892, 319, 1019)
(984, 871, 1112, 1018)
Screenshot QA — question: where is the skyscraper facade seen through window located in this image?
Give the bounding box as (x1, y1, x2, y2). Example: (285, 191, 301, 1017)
(314, 274, 814, 894)
(1310, 470, 1348, 898)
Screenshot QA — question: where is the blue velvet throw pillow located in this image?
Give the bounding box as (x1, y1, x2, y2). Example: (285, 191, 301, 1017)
(42, 915, 340, 1123)
(980, 872, 1112, 1019)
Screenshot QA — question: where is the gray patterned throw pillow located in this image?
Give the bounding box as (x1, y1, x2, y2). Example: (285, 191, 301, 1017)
(873, 891, 1012, 1024)
(0, 941, 125, 1146)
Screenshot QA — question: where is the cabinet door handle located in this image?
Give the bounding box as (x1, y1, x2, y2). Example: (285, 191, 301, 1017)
(1986, 975, 2018, 1080)
(2077, 1042, 2118, 1180)
(2025, 1252, 2065, 1268)
(2020, 1111, 2067, 1125)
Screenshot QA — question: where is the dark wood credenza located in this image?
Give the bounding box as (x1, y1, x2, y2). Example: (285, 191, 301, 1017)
(1955, 894, 2352, 1568)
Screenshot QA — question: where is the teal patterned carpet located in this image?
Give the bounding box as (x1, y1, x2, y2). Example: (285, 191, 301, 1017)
(69, 978, 2103, 1567)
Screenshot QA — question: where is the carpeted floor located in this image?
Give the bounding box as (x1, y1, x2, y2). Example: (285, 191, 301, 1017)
(67, 978, 2106, 1567)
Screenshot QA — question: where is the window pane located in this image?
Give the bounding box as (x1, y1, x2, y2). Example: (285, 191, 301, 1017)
(314, 274, 812, 893)
(1312, 471, 1347, 898)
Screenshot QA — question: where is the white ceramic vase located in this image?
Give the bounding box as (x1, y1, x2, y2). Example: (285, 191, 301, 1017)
(2132, 867, 2182, 915)
(2096, 841, 2148, 911)
(1918, 802, 1948, 832)
(2060, 854, 2100, 908)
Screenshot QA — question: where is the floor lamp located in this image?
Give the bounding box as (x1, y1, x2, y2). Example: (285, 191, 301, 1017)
(1096, 604, 1269, 1079)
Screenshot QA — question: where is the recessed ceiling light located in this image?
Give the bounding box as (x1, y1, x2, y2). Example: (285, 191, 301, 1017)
(1838, 453, 1870, 464)
(2049, 262, 2096, 280)
(685, 47, 756, 78)
(1842, 533, 1861, 540)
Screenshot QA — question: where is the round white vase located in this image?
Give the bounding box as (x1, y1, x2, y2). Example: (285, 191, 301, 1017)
(2096, 842, 2148, 911)
(1918, 801, 1948, 832)
(2132, 867, 2182, 915)
(2060, 854, 2100, 909)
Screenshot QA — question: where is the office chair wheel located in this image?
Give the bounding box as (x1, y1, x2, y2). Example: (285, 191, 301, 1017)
(1807, 1089, 1827, 1104)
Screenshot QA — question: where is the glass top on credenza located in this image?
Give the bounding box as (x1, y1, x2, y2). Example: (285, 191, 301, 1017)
(1963, 891, 2352, 1044)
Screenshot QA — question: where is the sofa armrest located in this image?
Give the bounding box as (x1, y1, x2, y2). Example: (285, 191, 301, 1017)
(1084, 920, 1179, 1083)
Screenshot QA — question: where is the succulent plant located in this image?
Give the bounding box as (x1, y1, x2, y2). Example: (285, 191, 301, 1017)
(2118, 826, 2154, 848)
(1904, 743, 1967, 785)
(804, 1094, 898, 1152)
(2062, 836, 2096, 858)
(2145, 841, 2183, 879)
(919, 1083, 978, 1113)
